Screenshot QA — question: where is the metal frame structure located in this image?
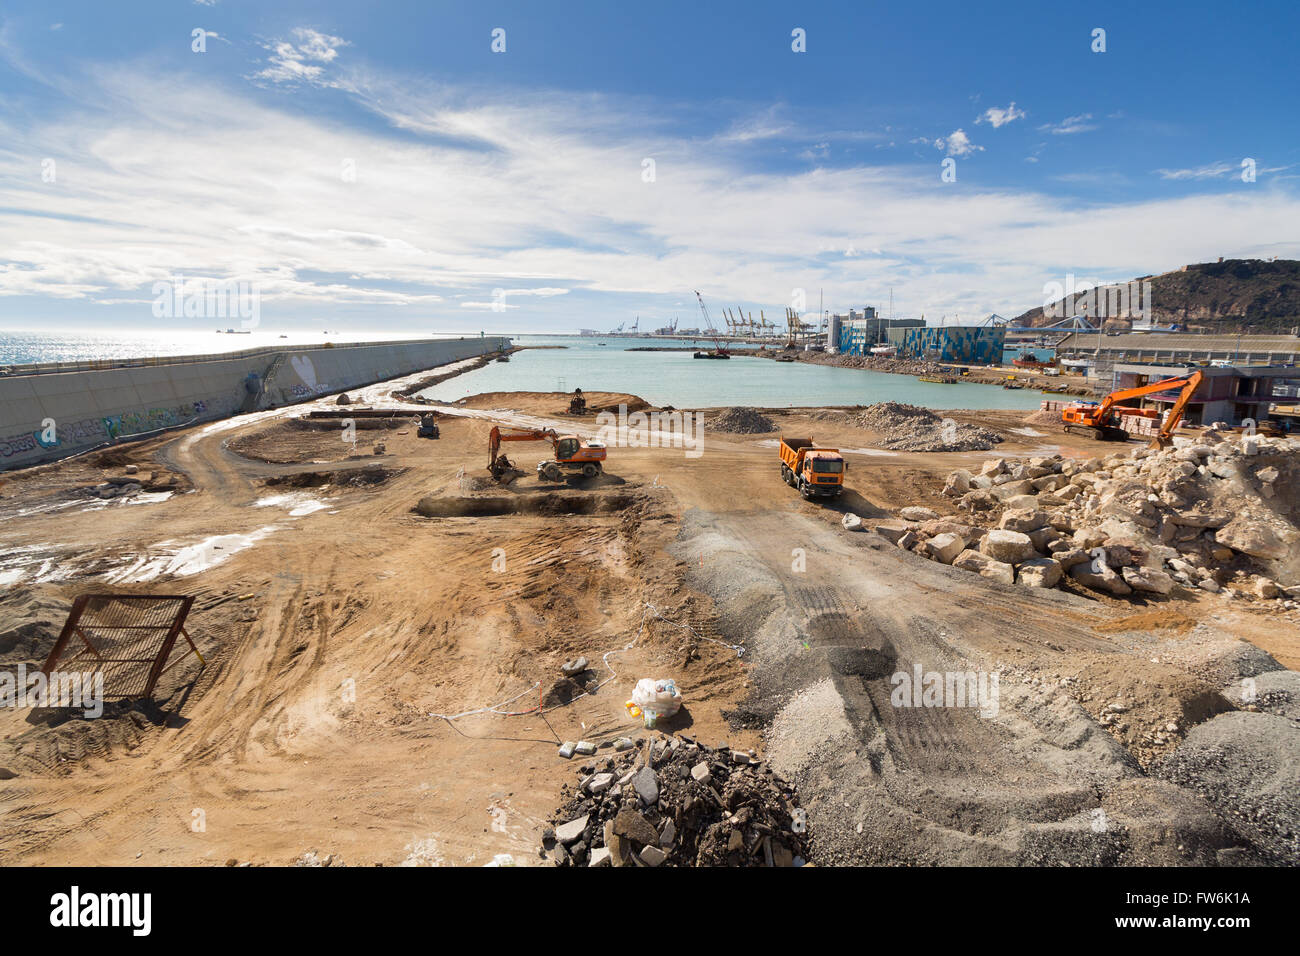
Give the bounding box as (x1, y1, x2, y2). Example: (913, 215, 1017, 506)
(39, 594, 200, 700)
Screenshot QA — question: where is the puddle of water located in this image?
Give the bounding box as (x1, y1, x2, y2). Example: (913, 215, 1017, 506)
(0, 544, 78, 585)
(123, 491, 174, 506)
(839, 447, 899, 458)
(106, 527, 280, 582)
(1009, 427, 1045, 437)
(254, 493, 332, 517)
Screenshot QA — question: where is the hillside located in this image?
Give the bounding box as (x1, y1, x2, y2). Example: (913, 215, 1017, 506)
(1015, 258, 1300, 333)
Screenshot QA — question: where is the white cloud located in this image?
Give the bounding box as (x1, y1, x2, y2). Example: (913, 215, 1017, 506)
(1038, 113, 1097, 135)
(937, 129, 983, 157)
(1156, 161, 1237, 181)
(1, 62, 1298, 324)
(976, 102, 1025, 128)
(255, 28, 350, 86)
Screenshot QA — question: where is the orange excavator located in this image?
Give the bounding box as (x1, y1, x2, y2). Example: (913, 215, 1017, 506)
(487, 425, 607, 483)
(1061, 370, 1203, 447)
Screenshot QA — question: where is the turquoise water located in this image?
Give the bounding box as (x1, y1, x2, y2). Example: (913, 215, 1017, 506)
(1002, 345, 1056, 364)
(422, 335, 1051, 409)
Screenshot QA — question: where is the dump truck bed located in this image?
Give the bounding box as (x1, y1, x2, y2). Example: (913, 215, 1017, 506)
(779, 438, 815, 469)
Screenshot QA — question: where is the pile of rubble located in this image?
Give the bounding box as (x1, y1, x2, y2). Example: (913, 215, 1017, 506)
(850, 426, 1300, 607)
(774, 351, 947, 377)
(542, 733, 810, 867)
(832, 402, 1003, 452)
(709, 407, 776, 434)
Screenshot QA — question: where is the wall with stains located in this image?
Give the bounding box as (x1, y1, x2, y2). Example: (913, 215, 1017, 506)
(0, 336, 508, 470)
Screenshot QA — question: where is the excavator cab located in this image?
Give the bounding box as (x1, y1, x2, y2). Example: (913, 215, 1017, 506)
(555, 437, 580, 461)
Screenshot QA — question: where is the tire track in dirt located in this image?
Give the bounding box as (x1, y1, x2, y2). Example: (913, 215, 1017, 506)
(671, 508, 1249, 865)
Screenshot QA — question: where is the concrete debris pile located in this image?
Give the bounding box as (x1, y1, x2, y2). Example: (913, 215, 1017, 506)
(866, 429, 1300, 606)
(709, 407, 776, 434)
(845, 402, 1003, 452)
(542, 733, 810, 867)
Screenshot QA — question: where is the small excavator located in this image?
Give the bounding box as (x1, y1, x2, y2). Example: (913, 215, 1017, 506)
(1061, 369, 1203, 447)
(487, 425, 607, 483)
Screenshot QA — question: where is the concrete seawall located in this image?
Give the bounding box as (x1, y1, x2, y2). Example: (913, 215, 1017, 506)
(0, 336, 509, 470)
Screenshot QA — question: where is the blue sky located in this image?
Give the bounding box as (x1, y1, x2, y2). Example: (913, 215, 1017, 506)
(1, 0, 1298, 334)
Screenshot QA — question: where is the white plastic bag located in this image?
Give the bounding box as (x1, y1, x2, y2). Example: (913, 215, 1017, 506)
(626, 678, 682, 728)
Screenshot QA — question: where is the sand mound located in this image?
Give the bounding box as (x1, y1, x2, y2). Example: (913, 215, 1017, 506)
(710, 407, 776, 434)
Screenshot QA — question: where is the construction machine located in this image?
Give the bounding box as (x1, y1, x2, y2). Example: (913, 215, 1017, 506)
(692, 290, 731, 359)
(487, 425, 607, 483)
(416, 413, 440, 439)
(778, 437, 846, 498)
(567, 388, 587, 416)
(1061, 370, 1203, 447)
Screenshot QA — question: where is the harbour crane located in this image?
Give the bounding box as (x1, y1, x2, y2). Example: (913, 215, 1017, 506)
(692, 290, 730, 359)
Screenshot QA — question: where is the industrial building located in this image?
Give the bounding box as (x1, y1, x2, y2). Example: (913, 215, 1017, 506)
(833, 307, 925, 354)
(1057, 331, 1300, 382)
(883, 325, 1006, 365)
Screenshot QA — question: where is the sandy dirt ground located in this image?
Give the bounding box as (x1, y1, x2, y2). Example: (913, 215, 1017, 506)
(0, 373, 1295, 866)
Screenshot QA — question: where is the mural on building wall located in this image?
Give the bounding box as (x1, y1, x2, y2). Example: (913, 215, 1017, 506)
(887, 327, 1006, 364)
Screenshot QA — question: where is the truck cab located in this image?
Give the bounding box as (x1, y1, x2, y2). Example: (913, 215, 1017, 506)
(779, 437, 845, 498)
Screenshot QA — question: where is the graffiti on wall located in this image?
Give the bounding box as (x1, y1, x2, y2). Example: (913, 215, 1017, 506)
(101, 401, 210, 440)
(0, 418, 108, 459)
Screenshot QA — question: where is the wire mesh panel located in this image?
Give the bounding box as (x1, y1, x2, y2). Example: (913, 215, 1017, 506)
(40, 594, 196, 699)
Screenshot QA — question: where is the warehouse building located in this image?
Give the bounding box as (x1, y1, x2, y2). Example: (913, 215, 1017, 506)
(1057, 331, 1300, 381)
(884, 326, 1006, 365)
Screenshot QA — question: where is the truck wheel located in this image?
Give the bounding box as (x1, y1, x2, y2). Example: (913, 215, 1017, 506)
(543, 464, 562, 482)
(582, 463, 598, 478)
(781, 464, 791, 482)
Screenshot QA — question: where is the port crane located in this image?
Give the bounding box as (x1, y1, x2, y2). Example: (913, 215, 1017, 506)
(1062, 370, 1204, 447)
(693, 290, 730, 359)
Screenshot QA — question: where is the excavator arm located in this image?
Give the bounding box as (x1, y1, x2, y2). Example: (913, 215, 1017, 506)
(488, 426, 557, 470)
(1152, 370, 1204, 447)
(1063, 370, 1203, 444)
(1096, 371, 1202, 419)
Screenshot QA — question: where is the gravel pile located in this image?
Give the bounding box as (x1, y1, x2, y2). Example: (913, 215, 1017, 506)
(542, 732, 810, 867)
(850, 402, 1003, 452)
(1155, 712, 1300, 863)
(710, 407, 776, 434)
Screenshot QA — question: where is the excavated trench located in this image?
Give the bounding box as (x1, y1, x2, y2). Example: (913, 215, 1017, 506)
(413, 491, 636, 518)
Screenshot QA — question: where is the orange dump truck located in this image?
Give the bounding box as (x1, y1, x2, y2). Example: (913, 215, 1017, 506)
(778, 437, 846, 498)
